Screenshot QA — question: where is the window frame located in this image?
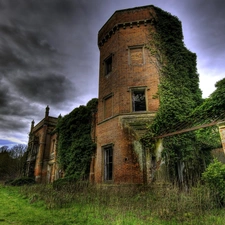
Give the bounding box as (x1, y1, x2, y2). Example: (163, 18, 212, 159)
(128, 45, 145, 65)
(102, 144, 114, 181)
(130, 87, 148, 112)
(104, 54, 113, 75)
(103, 93, 113, 119)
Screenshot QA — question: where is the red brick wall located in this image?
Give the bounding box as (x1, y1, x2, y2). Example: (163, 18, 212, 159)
(95, 117, 143, 184)
(95, 6, 160, 184)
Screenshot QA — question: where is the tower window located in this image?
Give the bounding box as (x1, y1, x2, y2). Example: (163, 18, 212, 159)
(129, 45, 144, 65)
(132, 89, 146, 111)
(104, 145, 113, 181)
(103, 93, 113, 119)
(104, 55, 112, 75)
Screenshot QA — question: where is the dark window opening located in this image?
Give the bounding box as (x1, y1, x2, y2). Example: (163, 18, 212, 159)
(132, 89, 146, 111)
(105, 55, 112, 75)
(104, 146, 113, 180)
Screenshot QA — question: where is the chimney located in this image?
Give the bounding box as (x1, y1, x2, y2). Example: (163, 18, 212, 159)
(45, 105, 50, 118)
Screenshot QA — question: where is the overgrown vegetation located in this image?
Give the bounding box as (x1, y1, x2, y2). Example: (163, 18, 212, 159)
(190, 78, 225, 120)
(56, 98, 98, 180)
(142, 6, 222, 187)
(202, 158, 225, 207)
(0, 183, 222, 224)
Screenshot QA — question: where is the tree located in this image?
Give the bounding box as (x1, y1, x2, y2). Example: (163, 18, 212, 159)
(0, 144, 27, 181)
(0, 146, 12, 180)
(10, 144, 27, 177)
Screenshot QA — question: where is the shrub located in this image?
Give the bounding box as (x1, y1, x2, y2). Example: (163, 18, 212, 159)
(202, 158, 225, 206)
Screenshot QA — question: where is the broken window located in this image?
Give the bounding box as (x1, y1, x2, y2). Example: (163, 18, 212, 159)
(132, 89, 146, 111)
(104, 55, 112, 75)
(104, 145, 113, 181)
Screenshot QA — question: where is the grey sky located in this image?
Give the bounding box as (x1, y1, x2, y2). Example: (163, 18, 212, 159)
(0, 0, 224, 147)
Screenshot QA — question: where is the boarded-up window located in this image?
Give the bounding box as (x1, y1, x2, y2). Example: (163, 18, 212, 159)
(104, 95, 113, 119)
(129, 46, 144, 65)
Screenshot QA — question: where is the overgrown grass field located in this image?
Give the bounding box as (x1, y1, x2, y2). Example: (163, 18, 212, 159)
(0, 183, 225, 225)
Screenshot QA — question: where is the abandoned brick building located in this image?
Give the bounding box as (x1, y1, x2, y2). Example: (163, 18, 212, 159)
(26, 5, 225, 184)
(26, 106, 60, 183)
(26, 5, 161, 184)
(92, 6, 160, 184)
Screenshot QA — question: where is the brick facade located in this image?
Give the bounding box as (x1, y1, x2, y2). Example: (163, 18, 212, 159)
(26, 106, 60, 183)
(94, 6, 160, 184)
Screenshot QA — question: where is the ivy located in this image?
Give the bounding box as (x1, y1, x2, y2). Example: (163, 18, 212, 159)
(143, 7, 220, 187)
(56, 98, 98, 180)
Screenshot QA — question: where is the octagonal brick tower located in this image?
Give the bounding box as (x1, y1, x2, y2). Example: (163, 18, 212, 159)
(94, 5, 160, 184)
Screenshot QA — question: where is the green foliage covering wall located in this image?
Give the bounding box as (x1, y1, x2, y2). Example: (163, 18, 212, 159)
(143, 7, 221, 187)
(56, 98, 98, 180)
(191, 78, 225, 121)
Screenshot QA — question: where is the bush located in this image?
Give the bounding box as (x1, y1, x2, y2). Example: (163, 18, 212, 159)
(6, 177, 36, 186)
(202, 159, 225, 206)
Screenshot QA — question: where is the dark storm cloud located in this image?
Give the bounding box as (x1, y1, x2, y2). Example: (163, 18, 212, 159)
(0, 116, 27, 131)
(12, 72, 73, 105)
(0, 0, 93, 145)
(0, 0, 224, 147)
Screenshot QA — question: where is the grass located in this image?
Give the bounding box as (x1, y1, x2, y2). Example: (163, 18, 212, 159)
(0, 183, 225, 224)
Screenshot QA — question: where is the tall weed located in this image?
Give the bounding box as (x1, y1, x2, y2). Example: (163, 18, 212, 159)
(20, 182, 219, 223)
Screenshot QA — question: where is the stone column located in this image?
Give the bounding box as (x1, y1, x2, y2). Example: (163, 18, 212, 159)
(35, 124, 47, 183)
(218, 121, 225, 154)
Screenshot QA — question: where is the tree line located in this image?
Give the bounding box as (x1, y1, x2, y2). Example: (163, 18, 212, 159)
(0, 144, 27, 181)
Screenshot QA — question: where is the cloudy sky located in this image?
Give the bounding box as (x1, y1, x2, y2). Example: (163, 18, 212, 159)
(0, 0, 224, 147)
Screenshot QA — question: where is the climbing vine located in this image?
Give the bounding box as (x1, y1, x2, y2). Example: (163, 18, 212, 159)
(56, 98, 98, 180)
(143, 7, 221, 187)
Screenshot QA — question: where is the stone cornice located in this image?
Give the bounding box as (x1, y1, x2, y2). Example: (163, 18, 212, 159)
(98, 19, 154, 47)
